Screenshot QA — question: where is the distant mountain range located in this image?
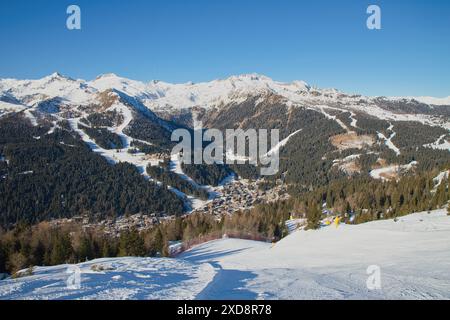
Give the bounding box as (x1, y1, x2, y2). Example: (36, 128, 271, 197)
(1, 72, 450, 113)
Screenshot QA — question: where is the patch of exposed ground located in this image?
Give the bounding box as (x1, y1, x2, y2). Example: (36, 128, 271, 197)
(330, 132, 374, 151)
(332, 154, 361, 175)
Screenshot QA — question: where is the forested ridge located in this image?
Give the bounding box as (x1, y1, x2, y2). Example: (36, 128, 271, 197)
(0, 114, 184, 228)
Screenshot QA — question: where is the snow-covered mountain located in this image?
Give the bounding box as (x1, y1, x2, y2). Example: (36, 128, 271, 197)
(0, 73, 95, 106)
(2, 73, 311, 111)
(407, 96, 450, 106)
(1, 209, 449, 300)
(0, 73, 448, 180)
(1, 72, 449, 117)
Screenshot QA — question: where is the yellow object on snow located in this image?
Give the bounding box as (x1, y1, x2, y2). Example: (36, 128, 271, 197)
(334, 217, 342, 228)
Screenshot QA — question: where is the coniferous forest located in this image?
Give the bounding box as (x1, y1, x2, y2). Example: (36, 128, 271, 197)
(0, 115, 184, 228)
(1, 165, 448, 275)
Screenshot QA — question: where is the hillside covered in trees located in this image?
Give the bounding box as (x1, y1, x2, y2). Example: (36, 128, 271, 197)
(0, 114, 184, 228)
(1, 165, 448, 275)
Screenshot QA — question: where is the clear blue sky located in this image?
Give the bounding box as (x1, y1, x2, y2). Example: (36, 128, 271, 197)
(0, 0, 449, 97)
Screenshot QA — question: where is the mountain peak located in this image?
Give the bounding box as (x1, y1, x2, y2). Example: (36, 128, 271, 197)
(95, 73, 120, 80)
(227, 73, 273, 82)
(291, 80, 311, 90)
(43, 72, 72, 81)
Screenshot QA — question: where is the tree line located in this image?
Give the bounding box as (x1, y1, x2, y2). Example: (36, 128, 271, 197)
(0, 207, 289, 275)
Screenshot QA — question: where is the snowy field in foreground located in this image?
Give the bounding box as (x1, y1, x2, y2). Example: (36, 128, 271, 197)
(1, 209, 450, 300)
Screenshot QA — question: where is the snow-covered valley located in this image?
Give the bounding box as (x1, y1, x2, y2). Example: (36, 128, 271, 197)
(1, 209, 449, 300)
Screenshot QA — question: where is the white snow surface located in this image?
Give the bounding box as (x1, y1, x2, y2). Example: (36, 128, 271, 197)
(0, 101, 27, 115)
(261, 129, 302, 160)
(377, 124, 401, 156)
(1, 209, 450, 300)
(412, 96, 450, 106)
(0, 257, 215, 300)
(433, 170, 449, 190)
(0, 73, 96, 106)
(370, 161, 417, 181)
(424, 134, 450, 151)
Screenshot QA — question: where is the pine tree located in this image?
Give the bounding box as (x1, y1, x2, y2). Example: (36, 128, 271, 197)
(8, 252, 27, 275)
(77, 236, 92, 262)
(153, 228, 165, 256)
(50, 233, 72, 265)
(161, 241, 170, 258)
(306, 204, 322, 230)
(30, 240, 45, 267)
(0, 239, 5, 273)
(119, 229, 146, 257)
(101, 240, 113, 258)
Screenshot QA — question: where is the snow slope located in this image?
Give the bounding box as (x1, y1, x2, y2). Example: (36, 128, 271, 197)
(370, 161, 417, 181)
(1, 209, 449, 300)
(413, 96, 450, 106)
(181, 210, 450, 300)
(0, 101, 27, 115)
(377, 123, 401, 156)
(0, 258, 215, 300)
(0, 73, 96, 106)
(424, 134, 450, 151)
